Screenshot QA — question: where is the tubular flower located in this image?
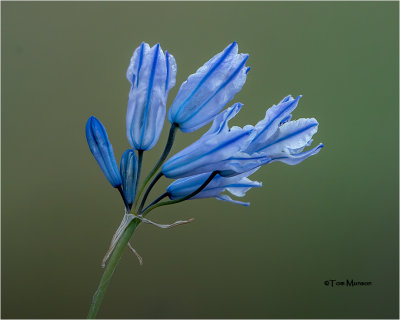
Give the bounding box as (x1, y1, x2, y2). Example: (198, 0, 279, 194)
(126, 42, 177, 150)
(167, 169, 262, 206)
(246, 95, 324, 164)
(85, 116, 122, 188)
(168, 42, 249, 133)
(120, 150, 138, 206)
(162, 103, 270, 179)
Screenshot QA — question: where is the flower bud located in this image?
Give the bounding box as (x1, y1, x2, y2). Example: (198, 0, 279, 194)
(126, 42, 177, 150)
(168, 42, 249, 133)
(120, 150, 138, 206)
(86, 116, 122, 187)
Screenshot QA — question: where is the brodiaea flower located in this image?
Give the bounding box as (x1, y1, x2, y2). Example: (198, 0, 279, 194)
(168, 42, 249, 133)
(126, 42, 177, 151)
(162, 94, 323, 189)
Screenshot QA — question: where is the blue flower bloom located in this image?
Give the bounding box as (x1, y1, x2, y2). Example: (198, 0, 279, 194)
(168, 42, 249, 133)
(120, 150, 138, 206)
(167, 169, 262, 206)
(86, 116, 122, 188)
(246, 95, 323, 164)
(126, 42, 177, 150)
(162, 103, 270, 179)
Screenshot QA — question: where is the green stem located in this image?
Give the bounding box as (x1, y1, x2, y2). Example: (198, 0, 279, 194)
(132, 150, 143, 207)
(138, 172, 163, 213)
(87, 218, 141, 319)
(134, 123, 178, 210)
(141, 192, 169, 213)
(87, 171, 218, 317)
(142, 171, 219, 216)
(117, 186, 131, 211)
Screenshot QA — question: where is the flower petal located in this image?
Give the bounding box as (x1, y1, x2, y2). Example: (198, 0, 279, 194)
(206, 103, 243, 135)
(270, 143, 324, 165)
(246, 95, 301, 153)
(257, 118, 319, 154)
(216, 194, 250, 206)
(226, 177, 262, 197)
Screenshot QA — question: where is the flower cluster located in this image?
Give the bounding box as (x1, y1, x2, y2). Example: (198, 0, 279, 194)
(86, 42, 324, 318)
(86, 41, 323, 214)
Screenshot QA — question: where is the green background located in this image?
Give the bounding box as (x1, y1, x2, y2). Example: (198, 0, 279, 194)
(2, 1, 399, 319)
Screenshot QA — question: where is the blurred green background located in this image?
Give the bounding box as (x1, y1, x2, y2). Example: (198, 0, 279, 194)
(2, 1, 398, 319)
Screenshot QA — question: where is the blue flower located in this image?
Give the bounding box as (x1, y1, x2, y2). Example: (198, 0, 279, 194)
(246, 95, 323, 164)
(120, 150, 138, 206)
(126, 42, 177, 150)
(86, 116, 122, 188)
(162, 103, 270, 179)
(167, 169, 262, 206)
(168, 42, 249, 133)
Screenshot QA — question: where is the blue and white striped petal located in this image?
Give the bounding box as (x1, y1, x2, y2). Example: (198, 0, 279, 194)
(126, 42, 177, 150)
(269, 143, 324, 165)
(246, 95, 301, 154)
(257, 118, 319, 155)
(85, 116, 122, 188)
(216, 194, 250, 207)
(206, 102, 243, 135)
(168, 42, 249, 133)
